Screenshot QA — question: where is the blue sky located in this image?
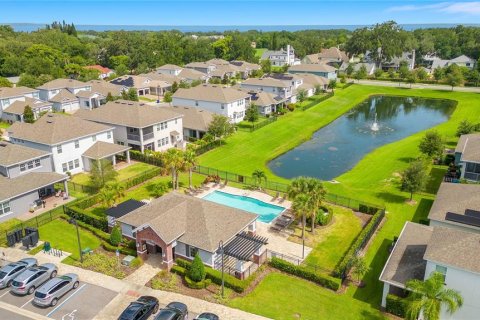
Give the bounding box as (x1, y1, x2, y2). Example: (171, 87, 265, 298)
(0, 1, 480, 25)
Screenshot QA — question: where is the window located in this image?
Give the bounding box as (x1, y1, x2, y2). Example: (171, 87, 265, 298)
(20, 164, 26, 172)
(27, 161, 34, 170)
(62, 163, 68, 172)
(85, 101, 90, 107)
(156, 124, 161, 131)
(221, 104, 225, 110)
(74, 140, 80, 149)
(74, 159, 80, 168)
(159, 122, 168, 130)
(195, 101, 199, 106)
(92, 135, 96, 142)
(68, 161, 74, 170)
(175, 119, 177, 124)
(57, 145, 62, 154)
(189, 246, 198, 257)
(117, 141, 125, 146)
(107, 131, 112, 139)
(1, 99, 9, 107)
(35, 159, 41, 167)
(436, 265, 447, 282)
(157, 137, 169, 147)
(0, 201, 11, 215)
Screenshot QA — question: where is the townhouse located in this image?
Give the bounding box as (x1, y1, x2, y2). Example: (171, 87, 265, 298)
(288, 63, 337, 80)
(110, 75, 171, 97)
(0, 86, 41, 119)
(240, 77, 294, 103)
(261, 45, 299, 67)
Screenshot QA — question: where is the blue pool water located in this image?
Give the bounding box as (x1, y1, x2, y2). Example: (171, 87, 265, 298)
(202, 191, 285, 223)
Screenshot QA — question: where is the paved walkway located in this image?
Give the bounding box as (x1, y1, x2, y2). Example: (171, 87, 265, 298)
(355, 79, 480, 93)
(124, 254, 163, 286)
(0, 247, 270, 320)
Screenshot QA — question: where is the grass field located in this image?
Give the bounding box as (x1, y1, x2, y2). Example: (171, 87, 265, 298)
(254, 48, 267, 60)
(201, 84, 480, 319)
(70, 162, 156, 186)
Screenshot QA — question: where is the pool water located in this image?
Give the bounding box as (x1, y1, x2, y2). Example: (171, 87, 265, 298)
(202, 191, 285, 223)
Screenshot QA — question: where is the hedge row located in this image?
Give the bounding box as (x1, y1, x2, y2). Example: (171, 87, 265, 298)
(122, 167, 162, 189)
(64, 206, 108, 231)
(73, 195, 101, 210)
(102, 241, 137, 256)
(185, 276, 211, 289)
(269, 257, 341, 291)
(333, 209, 385, 279)
(386, 294, 407, 318)
(175, 258, 249, 293)
(301, 92, 334, 111)
(171, 265, 186, 276)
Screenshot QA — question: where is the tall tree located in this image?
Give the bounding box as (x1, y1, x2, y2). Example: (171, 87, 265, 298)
(401, 159, 428, 201)
(23, 105, 35, 123)
(446, 68, 464, 91)
(89, 159, 118, 189)
(182, 148, 197, 189)
(291, 193, 312, 259)
(163, 148, 184, 189)
(419, 130, 444, 159)
(406, 272, 463, 320)
(207, 115, 235, 139)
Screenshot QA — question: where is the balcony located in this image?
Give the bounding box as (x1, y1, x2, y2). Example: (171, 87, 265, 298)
(143, 132, 154, 141)
(127, 134, 141, 141)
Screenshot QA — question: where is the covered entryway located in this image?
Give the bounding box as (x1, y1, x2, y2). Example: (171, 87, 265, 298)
(82, 141, 131, 171)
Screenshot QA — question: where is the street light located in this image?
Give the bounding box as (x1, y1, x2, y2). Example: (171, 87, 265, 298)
(68, 217, 83, 263)
(156, 85, 160, 103)
(218, 240, 225, 298)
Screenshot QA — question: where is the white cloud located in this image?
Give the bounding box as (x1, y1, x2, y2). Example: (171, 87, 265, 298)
(387, 1, 480, 15)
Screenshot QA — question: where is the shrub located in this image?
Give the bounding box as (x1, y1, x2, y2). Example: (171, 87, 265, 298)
(287, 103, 296, 112)
(151, 270, 178, 290)
(188, 253, 206, 282)
(269, 257, 341, 291)
(358, 204, 379, 215)
(185, 276, 212, 289)
(171, 265, 186, 276)
(64, 206, 108, 231)
(75, 253, 126, 279)
(316, 206, 333, 226)
(386, 294, 407, 317)
(130, 256, 143, 268)
(109, 225, 122, 246)
(102, 241, 137, 256)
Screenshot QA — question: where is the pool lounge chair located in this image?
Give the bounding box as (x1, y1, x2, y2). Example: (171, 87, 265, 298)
(278, 193, 287, 203)
(271, 215, 294, 231)
(271, 191, 279, 201)
(220, 180, 228, 188)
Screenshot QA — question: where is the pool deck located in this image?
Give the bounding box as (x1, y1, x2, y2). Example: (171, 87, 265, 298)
(196, 184, 312, 261)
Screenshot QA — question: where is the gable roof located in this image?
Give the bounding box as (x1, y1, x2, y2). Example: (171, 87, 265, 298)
(75, 90, 104, 99)
(241, 77, 289, 88)
(49, 89, 78, 103)
(157, 64, 183, 71)
(110, 75, 170, 89)
(456, 134, 480, 163)
(37, 78, 89, 90)
(299, 73, 329, 86)
(82, 141, 131, 160)
(84, 65, 112, 74)
(118, 192, 257, 252)
(75, 100, 182, 128)
(164, 105, 214, 132)
(173, 84, 249, 103)
(3, 97, 52, 115)
(0, 172, 68, 202)
(8, 113, 113, 145)
(449, 55, 475, 63)
(87, 80, 125, 97)
(0, 142, 50, 167)
(0, 86, 38, 99)
(178, 68, 208, 81)
(318, 47, 349, 62)
(289, 63, 336, 73)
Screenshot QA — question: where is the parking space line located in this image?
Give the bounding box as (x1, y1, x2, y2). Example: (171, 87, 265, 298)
(20, 297, 34, 309)
(0, 290, 10, 298)
(46, 284, 87, 318)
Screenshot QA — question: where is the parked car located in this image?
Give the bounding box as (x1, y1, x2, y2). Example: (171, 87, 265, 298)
(118, 296, 159, 320)
(154, 302, 188, 320)
(11, 263, 58, 295)
(33, 273, 79, 307)
(0, 258, 37, 289)
(195, 313, 219, 320)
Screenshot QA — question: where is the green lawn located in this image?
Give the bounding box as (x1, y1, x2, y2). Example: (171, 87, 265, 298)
(36, 219, 102, 261)
(0, 121, 11, 129)
(200, 84, 480, 319)
(71, 162, 156, 186)
(230, 272, 386, 320)
(254, 48, 267, 60)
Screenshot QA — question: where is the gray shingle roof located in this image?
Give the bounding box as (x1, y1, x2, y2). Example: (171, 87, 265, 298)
(0, 142, 50, 167)
(379, 222, 433, 287)
(87, 80, 125, 97)
(49, 89, 78, 103)
(164, 105, 214, 132)
(3, 97, 52, 115)
(75, 100, 182, 128)
(37, 78, 89, 90)
(455, 134, 480, 163)
(318, 47, 349, 62)
(82, 141, 131, 160)
(0, 172, 68, 202)
(8, 113, 113, 145)
(289, 63, 336, 73)
(118, 192, 258, 252)
(241, 77, 289, 88)
(0, 86, 38, 99)
(173, 84, 249, 103)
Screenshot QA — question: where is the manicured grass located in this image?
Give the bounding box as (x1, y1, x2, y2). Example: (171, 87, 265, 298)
(0, 218, 22, 246)
(229, 272, 386, 320)
(201, 84, 480, 319)
(70, 162, 156, 186)
(0, 121, 11, 129)
(36, 219, 102, 261)
(254, 48, 267, 60)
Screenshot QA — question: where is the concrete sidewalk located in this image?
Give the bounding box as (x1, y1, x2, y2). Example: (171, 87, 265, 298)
(1, 247, 270, 320)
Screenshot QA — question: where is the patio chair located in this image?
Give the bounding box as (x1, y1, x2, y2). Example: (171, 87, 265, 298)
(220, 180, 228, 188)
(55, 190, 61, 197)
(278, 193, 287, 203)
(271, 191, 279, 201)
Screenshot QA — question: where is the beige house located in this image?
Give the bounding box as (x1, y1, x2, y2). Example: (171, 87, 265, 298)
(162, 105, 214, 140)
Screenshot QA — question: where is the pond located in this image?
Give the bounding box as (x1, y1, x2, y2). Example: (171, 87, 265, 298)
(268, 95, 456, 181)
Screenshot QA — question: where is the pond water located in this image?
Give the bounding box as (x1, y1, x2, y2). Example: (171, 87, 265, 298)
(268, 95, 456, 181)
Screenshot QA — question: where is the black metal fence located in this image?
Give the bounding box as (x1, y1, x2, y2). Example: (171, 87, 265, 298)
(301, 92, 334, 111)
(237, 116, 278, 132)
(265, 249, 333, 275)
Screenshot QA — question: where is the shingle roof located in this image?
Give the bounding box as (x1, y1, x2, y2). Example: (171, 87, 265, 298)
(230, 61, 261, 71)
(87, 80, 125, 97)
(299, 73, 329, 86)
(110, 75, 170, 89)
(75, 100, 182, 128)
(455, 134, 480, 163)
(0, 86, 38, 99)
(3, 97, 52, 115)
(0, 172, 68, 202)
(178, 68, 208, 81)
(427, 183, 480, 228)
(449, 55, 475, 63)
(142, 72, 181, 84)
(157, 64, 183, 71)
(318, 47, 349, 62)
(49, 89, 78, 103)
(425, 226, 480, 274)
(76, 90, 103, 99)
(37, 78, 89, 90)
(84, 65, 112, 74)
(8, 113, 113, 145)
(379, 222, 432, 287)
(0, 142, 50, 167)
(185, 62, 213, 69)
(164, 106, 214, 132)
(249, 91, 278, 106)
(82, 141, 131, 160)
(241, 77, 289, 88)
(118, 192, 258, 252)
(173, 84, 249, 103)
(289, 63, 336, 73)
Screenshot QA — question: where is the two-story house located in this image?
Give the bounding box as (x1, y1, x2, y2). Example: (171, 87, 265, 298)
(302, 47, 349, 66)
(110, 75, 171, 98)
(288, 63, 337, 80)
(0, 142, 69, 222)
(7, 113, 129, 175)
(454, 133, 480, 182)
(240, 77, 293, 102)
(0, 86, 41, 119)
(2, 97, 53, 123)
(161, 105, 214, 140)
(261, 45, 299, 67)
(154, 65, 208, 83)
(75, 100, 184, 152)
(172, 84, 250, 123)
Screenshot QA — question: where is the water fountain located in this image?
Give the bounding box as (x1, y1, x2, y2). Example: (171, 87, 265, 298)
(371, 112, 379, 131)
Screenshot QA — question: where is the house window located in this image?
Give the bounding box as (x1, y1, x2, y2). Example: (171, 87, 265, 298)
(57, 145, 62, 154)
(85, 101, 90, 107)
(68, 161, 74, 170)
(92, 135, 96, 142)
(1, 99, 9, 107)
(35, 159, 41, 167)
(117, 141, 125, 146)
(107, 131, 112, 139)
(195, 101, 199, 106)
(62, 163, 68, 172)
(0, 201, 11, 215)
(188, 246, 198, 258)
(27, 161, 34, 170)
(74, 159, 80, 168)
(221, 104, 225, 109)
(20, 163, 26, 172)
(157, 137, 169, 147)
(156, 124, 161, 131)
(436, 265, 447, 282)
(74, 140, 80, 149)
(160, 122, 167, 130)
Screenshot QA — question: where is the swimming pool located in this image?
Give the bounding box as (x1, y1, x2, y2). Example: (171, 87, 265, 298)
(202, 191, 285, 223)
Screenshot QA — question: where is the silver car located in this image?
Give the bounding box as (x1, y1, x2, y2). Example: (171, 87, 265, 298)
(11, 263, 58, 295)
(33, 273, 79, 307)
(0, 258, 38, 289)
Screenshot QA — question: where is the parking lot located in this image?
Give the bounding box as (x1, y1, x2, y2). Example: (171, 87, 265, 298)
(0, 281, 117, 320)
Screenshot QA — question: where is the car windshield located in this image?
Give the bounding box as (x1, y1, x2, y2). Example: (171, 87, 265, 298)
(35, 291, 47, 298)
(12, 280, 23, 287)
(119, 303, 142, 318)
(154, 309, 178, 320)
(0, 271, 8, 279)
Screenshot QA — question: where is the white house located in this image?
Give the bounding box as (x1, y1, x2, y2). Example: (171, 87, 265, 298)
(453, 134, 480, 182)
(0, 86, 40, 118)
(75, 100, 184, 153)
(240, 77, 294, 103)
(431, 55, 477, 72)
(172, 84, 250, 123)
(156, 64, 183, 76)
(2, 97, 53, 123)
(261, 45, 300, 67)
(7, 113, 127, 175)
(288, 63, 337, 80)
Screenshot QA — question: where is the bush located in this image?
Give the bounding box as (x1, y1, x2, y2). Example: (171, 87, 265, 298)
(171, 265, 186, 276)
(287, 103, 296, 112)
(316, 206, 333, 226)
(64, 206, 108, 231)
(185, 276, 212, 289)
(269, 257, 341, 291)
(386, 294, 407, 317)
(109, 225, 122, 246)
(151, 270, 178, 290)
(75, 253, 126, 279)
(130, 256, 143, 268)
(188, 253, 206, 282)
(358, 204, 379, 215)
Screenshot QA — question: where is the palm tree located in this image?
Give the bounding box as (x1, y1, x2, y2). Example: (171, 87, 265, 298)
(405, 272, 463, 320)
(291, 193, 312, 259)
(252, 169, 267, 189)
(183, 148, 197, 189)
(306, 178, 326, 232)
(163, 148, 183, 189)
(105, 181, 125, 205)
(99, 188, 115, 208)
(287, 177, 309, 200)
(351, 256, 369, 286)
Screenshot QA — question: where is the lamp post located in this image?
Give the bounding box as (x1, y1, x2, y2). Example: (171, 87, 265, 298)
(156, 85, 160, 103)
(69, 217, 83, 263)
(219, 240, 225, 298)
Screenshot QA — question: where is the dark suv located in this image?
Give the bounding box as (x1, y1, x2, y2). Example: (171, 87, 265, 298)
(154, 302, 188, 320)
(118, 296, 159, 320)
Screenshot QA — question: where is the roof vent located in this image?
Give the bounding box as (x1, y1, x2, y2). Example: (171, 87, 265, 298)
(46, 120, 53, 124)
